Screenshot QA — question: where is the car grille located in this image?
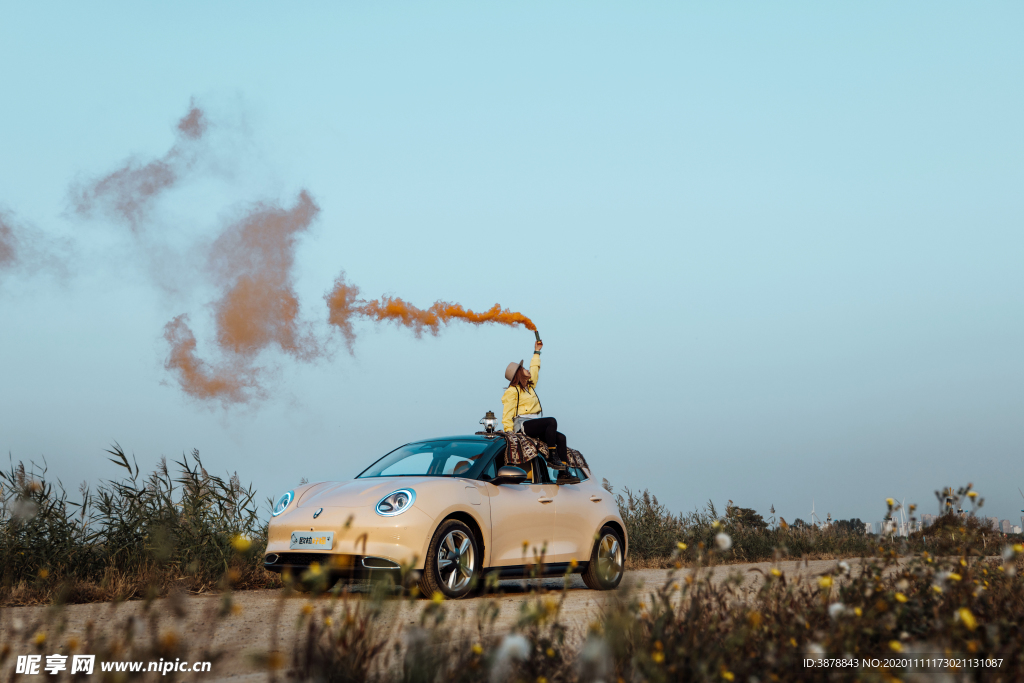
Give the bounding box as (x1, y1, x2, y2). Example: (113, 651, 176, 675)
(269, 552, 337, 566)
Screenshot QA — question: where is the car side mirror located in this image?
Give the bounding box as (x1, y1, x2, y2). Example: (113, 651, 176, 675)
(494, 465, 527, 484)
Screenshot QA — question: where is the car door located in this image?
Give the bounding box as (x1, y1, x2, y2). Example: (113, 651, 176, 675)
(484, 458, 561, 567)
(539, 463, 603, 563)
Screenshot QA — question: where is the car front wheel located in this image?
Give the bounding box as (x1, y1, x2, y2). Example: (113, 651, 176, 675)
(419, 519, 479, 599)
(581, 526, 624, 590)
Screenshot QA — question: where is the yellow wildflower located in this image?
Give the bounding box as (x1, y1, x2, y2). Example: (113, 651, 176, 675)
(770, 568, 782, 577)
(652, 651, 664, 664)
(546, 648, 555, 658)
(886, 498, 894, 506)
(967, 491, 977, 498)
(677, 541, 687, 550)
(472, 643, 483, 655)
(231, 535, 252, 552)
(38, 568, 49, 579)
(722, 671, 735, 681)
(958, 608, 977, 631)
(818, 576, 833, 589)
(895, 593, 908, 603)
(948, 573, 962, 582)
(432, 591, 444, 604)
(932, 585, 943, 594)
(889, 640, 902, 652)
(33, 632, 46, 646)
(854, 607, 862, 617)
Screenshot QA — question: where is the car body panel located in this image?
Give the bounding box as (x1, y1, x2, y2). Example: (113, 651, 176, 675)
(483, 480, 559, 565)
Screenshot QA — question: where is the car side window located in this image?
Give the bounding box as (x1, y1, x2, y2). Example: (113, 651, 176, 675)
(541, 463, 589, 484)
(478, 453, 498, 481)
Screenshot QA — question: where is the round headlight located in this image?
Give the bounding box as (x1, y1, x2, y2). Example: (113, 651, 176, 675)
(376, 489, 416, 517)
(272, 490, 294, 517)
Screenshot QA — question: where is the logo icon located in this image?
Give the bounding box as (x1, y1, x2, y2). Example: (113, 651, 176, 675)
(313, 507, 323, 519)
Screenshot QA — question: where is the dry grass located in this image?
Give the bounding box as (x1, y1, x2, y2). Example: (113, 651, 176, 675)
(0, 445, 279, 606)
(2, 464, 1023, 680)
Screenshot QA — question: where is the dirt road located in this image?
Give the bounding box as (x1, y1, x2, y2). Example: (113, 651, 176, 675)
(0, 558, 888, 682)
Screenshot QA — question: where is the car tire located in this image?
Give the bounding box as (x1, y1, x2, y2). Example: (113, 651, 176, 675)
(581, 526, 625, 590)
(419, 519, 479, 600)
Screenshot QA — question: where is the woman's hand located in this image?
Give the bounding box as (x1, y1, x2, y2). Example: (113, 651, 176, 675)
(535, 339, 543, 353)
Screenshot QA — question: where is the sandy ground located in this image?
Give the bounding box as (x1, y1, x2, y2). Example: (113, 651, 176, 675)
(0, 558, 897, 682)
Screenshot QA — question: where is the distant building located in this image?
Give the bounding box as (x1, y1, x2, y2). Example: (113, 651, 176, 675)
(1014, 526, 1022, 534)
(1002, 520, 1013, 534)
(987, 517, 999, 532)
(881, 519, 908, 537)
(864, 522, 874, 534)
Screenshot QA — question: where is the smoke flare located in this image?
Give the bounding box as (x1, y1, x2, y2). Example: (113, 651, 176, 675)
(65, 100, 536, 407)
(324, 278, 535, 342)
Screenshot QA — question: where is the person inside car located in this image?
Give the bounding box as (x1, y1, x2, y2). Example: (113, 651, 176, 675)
(501, 338, 569, 470)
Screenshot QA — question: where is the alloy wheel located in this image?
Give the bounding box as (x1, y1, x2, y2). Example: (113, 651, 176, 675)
(437, 529, 474, 591)
(596, 533, 623, 584)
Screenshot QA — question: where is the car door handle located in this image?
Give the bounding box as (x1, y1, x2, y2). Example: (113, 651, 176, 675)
(538, 497, 553, 503)
(590, 495, 603, 502)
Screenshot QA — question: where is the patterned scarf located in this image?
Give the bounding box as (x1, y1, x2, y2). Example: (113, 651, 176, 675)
(477, 431, 589, 471)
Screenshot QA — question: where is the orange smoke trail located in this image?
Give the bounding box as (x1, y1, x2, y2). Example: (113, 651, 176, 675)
(71, 100, 207, 231)
(324, 280, 535, 341)
(207, 190, 320, 360)
(162, 191, 321, 404)
(0, 211, 17, 268)
(433, 302, 536, 331)
(163, 315, 260, 404)
(324, 272, 361, 351)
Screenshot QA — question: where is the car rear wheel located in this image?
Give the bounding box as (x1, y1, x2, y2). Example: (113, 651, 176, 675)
(582, 526, 624, 590)
(419, 519, 478, 599)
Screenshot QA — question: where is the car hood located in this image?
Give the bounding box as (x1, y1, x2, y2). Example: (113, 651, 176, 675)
(297, 477, 446, 509)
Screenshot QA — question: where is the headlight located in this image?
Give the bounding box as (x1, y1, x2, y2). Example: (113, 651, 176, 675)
(376, 489, 416, 517)
(272, 490, 294, 517)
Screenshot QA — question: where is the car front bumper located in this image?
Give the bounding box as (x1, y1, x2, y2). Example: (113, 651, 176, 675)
(265, 504, 434, 570)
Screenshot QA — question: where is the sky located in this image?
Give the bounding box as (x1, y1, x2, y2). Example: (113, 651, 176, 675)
(1, 2, 1022, 529)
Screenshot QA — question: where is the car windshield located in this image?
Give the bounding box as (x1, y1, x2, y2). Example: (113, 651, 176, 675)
(357, 440, 494, 478)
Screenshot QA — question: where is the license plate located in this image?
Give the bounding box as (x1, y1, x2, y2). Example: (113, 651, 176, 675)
(290, 531, 334, 550)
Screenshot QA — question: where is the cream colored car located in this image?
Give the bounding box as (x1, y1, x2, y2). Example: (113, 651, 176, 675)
(264, 434, 627, 598)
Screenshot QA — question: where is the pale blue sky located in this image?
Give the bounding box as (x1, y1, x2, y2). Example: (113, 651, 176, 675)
(1, 2, 1022, 527)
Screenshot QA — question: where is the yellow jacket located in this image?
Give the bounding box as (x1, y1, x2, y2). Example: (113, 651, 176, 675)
(501, 353, 541, 432)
